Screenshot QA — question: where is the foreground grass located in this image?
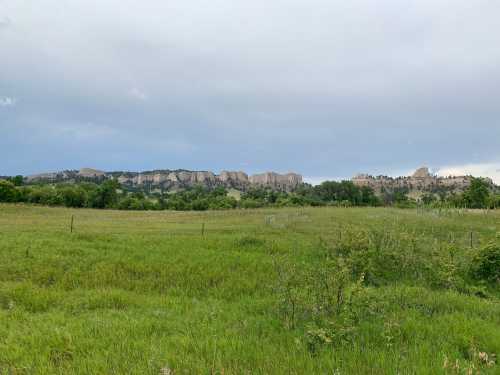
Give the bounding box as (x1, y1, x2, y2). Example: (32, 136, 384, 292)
(0, 204, 499, 374)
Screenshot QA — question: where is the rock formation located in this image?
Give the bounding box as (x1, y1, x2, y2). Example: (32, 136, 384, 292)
(26, 169, 106, 183)
(352, 166, 493, 195)
(25, 168, 303, 192)
(412, 167, 431, 179)
(249, 172, 302, 192)
(25, 171, 70, 183)
(219, 171, 249, 190)
(78, 168, 105, 178)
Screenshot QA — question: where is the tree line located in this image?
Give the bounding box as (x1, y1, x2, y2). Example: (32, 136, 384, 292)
(0, 177, 498, 210)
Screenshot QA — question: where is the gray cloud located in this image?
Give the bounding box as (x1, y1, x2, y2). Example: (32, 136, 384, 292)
(0, 16, 11, 29)
(1, 0, 499, 179)
(0, 97, 17, 107)
(127, 88, 148, 101)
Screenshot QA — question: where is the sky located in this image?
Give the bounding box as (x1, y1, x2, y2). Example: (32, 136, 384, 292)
(1, 0, 499, 184)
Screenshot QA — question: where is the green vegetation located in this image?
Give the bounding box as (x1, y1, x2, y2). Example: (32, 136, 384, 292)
(424, 178, 499, 210)
(1, 176, 498, 211)
(2, 176, 498, 211)
(463, 178, 494, 209)
(0, 204, 499, 373)
(0, 179, 384, 210)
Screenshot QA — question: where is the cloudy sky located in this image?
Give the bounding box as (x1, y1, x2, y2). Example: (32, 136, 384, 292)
(1, 0, 499, 183)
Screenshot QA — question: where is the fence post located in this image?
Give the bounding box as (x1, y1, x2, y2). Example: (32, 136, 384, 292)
(70, 215, 74, 233)
(470, 231, 473, 248)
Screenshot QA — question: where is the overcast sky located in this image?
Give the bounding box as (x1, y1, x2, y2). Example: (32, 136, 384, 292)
(1, 0, 499, 183)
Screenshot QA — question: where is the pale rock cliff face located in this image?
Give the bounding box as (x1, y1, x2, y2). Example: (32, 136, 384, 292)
(26, 168, 106, 183)
(113, 170, 301, 191)
(177, 171, 193, 183)
(117, 175, 131, 185)
(249, 172, 303, 192)
(25, 172, 58, 183)
(78, 168, 105, 178)
(352, 167, 478, 194)
(219, 171, 249, 189)
(193, 171, 217, 184)
(26, 168, 303, 192)
(152, 173, 167, 185)
(412, 167, 431, 179)
(167, 172, 179, 183)
(26, 170, 78, 183)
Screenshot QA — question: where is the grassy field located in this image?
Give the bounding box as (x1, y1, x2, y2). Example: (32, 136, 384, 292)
(0, 204, 499, 374)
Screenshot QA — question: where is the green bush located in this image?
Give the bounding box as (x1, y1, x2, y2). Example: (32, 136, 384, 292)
(59, 186, 87, 207)
(191, 198, 209, 211)
(27, 185, 64, 206)
(0, 180, 18, 202)
(470, 242, 500, 283)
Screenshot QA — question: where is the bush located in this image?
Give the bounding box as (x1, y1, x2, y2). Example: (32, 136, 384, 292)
(87, 180, 120, 208)
(470, 243, 500, 283)
(191, 198, 209, 211)
(274, 254, 365, 353)
(239, 199, 265, 209)
(26, 185, 63, 206)
(0, 180, 19, 202)
(59, 186, 87, 207)
(208, 196, 237, 210)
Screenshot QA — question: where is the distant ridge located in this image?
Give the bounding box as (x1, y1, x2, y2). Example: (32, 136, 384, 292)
(24, 168, 303, 192)
(352, 166, 495, 196)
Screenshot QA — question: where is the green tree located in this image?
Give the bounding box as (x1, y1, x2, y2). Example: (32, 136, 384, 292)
(59, 186, 87, 207)
(463, 178, 490, 209)
(0, 180, 19, 202)
(88, 179, 120, 208)
(489, 194, 500, 209)
(314, 181, 339, 202)
(9, 175, 24, 186)
(360, 186, 380, 206)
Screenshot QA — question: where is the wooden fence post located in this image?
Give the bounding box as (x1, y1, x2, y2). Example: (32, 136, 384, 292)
(70, 215, 74, 233)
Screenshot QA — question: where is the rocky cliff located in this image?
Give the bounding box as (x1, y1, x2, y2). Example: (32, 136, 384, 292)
(249, 172, 303, 191)
(25, 168, 302, 192)
(352, 167, 493, 195)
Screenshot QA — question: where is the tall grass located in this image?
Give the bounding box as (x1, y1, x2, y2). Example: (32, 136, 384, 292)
(0, 204, 498, 374)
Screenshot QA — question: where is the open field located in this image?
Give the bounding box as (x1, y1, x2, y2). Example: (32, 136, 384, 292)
(0, 204, 499, 374)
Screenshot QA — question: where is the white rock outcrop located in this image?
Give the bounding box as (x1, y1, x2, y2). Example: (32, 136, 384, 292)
(24, 168, 304, 192)
(352, 167, 477, 194)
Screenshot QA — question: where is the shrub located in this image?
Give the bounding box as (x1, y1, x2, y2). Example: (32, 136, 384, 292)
(470, 242, 500, 283)
(59, 186, 87, 207)
(27, 185, 63, 206)
(87, 179, 120, 208)
(239, 199, 265, 209)
(191, 198, 209, 211)
(0, 180, 19, 202)
(274, 253, 366, 349)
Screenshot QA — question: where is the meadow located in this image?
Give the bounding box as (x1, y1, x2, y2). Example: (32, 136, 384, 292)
(0, 204, 499, 374)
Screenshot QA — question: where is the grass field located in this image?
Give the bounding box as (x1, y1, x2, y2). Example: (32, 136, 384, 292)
(0, 204, 499, 374)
